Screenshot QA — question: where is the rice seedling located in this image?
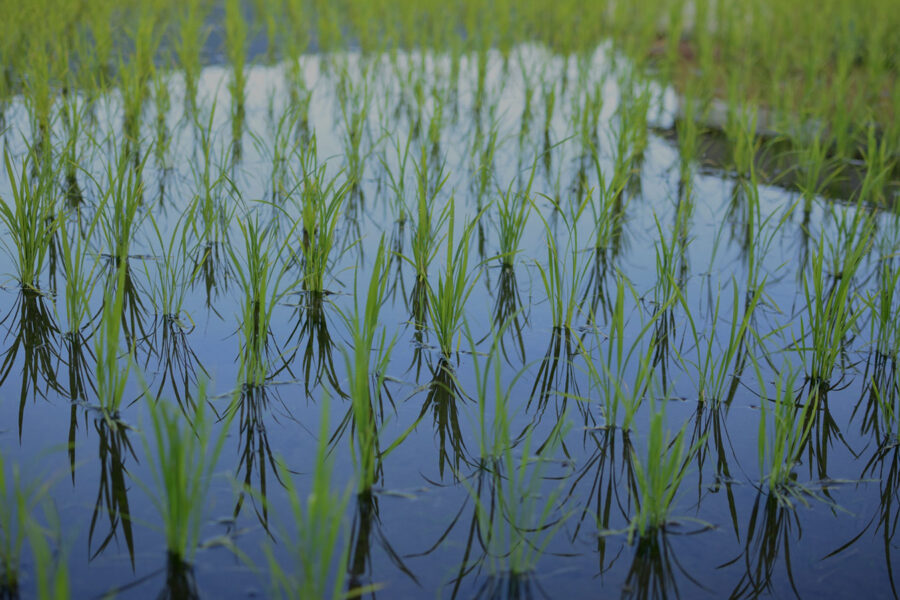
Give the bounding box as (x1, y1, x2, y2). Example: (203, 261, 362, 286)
(756, 364, 818, 506)
(679, 279, 764, 405)
(532, 193, 592, 332)
(0, 151, 59, 293)
(94, 257, 132, 423)
(628, 403, 704, 542)
(464, 324, 573, 578)
(58, 210, 102, 337)
(98, 149, 148, 266)
(140, 381, 232, 565)
(341, 238, 423, 495)
(230, 213, 299, 388)
(225, 0, 248, 117)
(0, 452, 61, 599)
(865, 245, 900, 363)
(343, 238, 395, 493)
(798, 207, 872, 388)
(380, 131, 413, 225)
(427, 201, 484, 357)
(0, 452, 27, 597)
(290, 142, 348, 295)
(494, 180, 532, 270)
(407, 146, 451, 280)
(264, 395, 354, 600)
(26, 506, 70, 600)
(175, 0, 208, 112)
(143, 210, 197, 329)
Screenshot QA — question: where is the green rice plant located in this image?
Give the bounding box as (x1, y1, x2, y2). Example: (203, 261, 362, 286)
(427, 202, 484, 357)
(866, 250, 900, 361)
(337, 67, 372, 188)
(189, 101, 230, 247)
(225, 0, 247, 114)
(798, 208, 872, 387)
(406, 147, 451, 283)
(858, 123, 893, 207)
(151, 64, 172, 167)
(380, 131, 413, 225)
(588, 149, 627, 254)
(724, 103, 760, 180)
(230, 213, 299, 387)
(175, 0, 209, 111)
(0, 451, 27, 597)
(463, 329, 573, 577)
(98, 149, 147, 265)
(580, 274, 668, 431)
(140, 381, 232, 564)
(0, 151, 59, 292)
(794, 127, 841, 202)
(290, 142, 348, 294)
(26, 507, 70, 600)
(58, 210, 102, 336)
(143, 210, 197, 327)
(342, 238, 418, 493)
(343, 239, 392, 493)
(264, 395, 354, 600)
(494, 180, 531, 269)
(679, 279, 764, 405)
(756, 365, 818, 506)
(532, 194, 591, 332)
(94, 257, 132, 423)
(628, 403, 704, 542)
(0, 452, 60, 599)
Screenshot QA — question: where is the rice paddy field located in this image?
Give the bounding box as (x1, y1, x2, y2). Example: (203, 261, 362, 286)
(1, 0, 899, 598)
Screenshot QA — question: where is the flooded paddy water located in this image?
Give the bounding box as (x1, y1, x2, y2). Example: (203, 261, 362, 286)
(0, 5, 899, 598)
